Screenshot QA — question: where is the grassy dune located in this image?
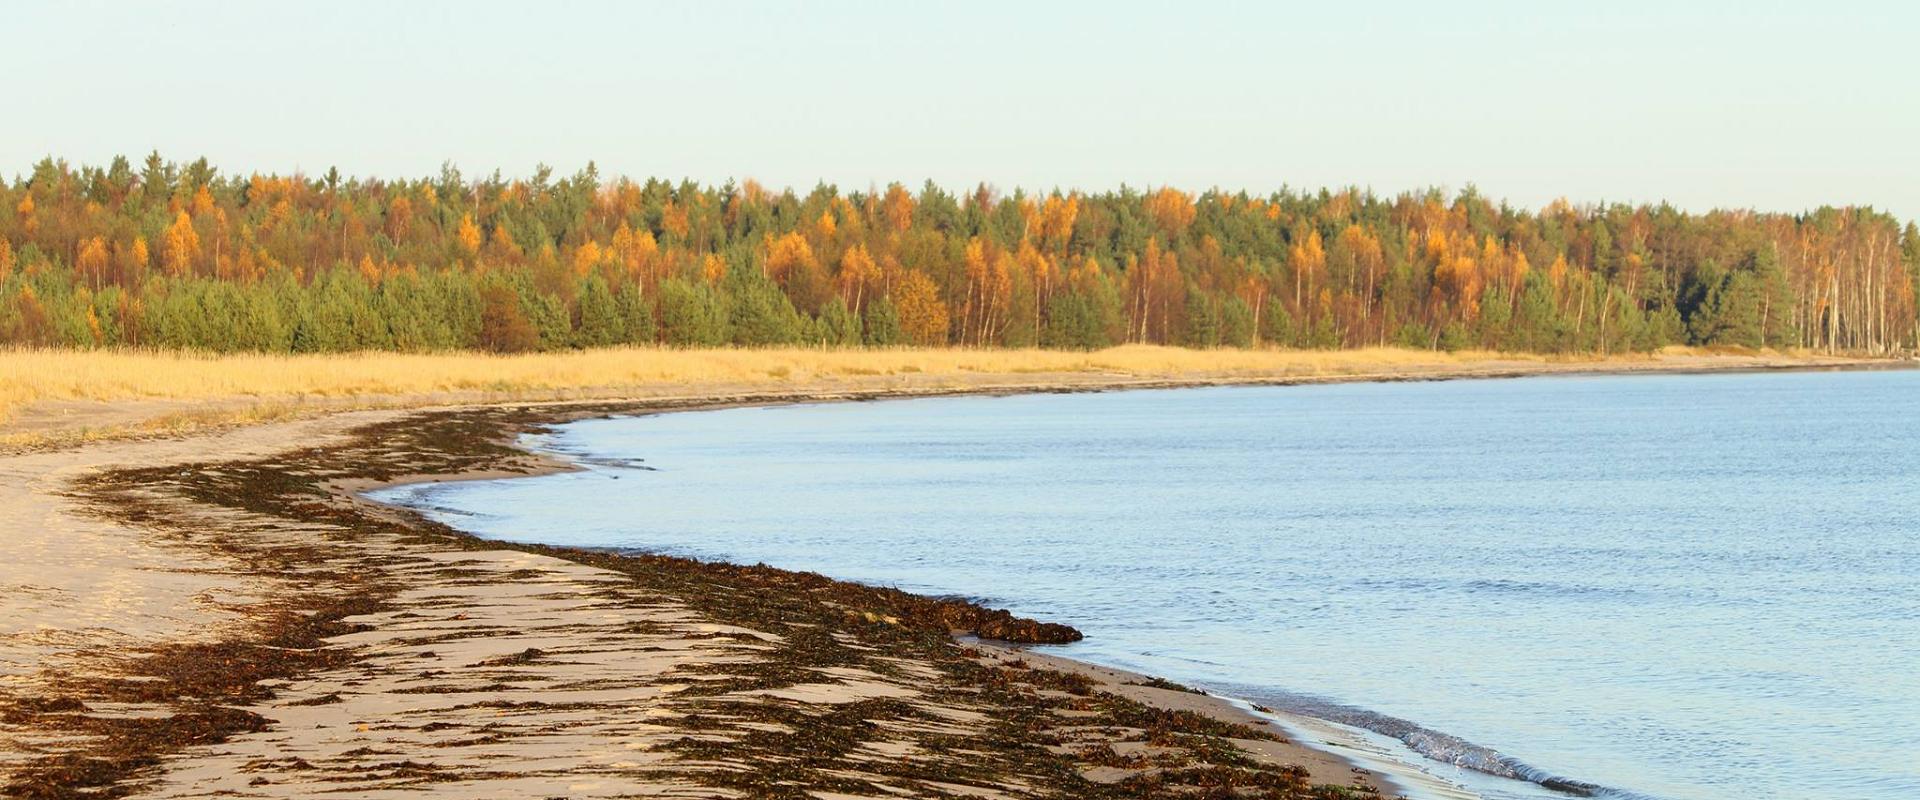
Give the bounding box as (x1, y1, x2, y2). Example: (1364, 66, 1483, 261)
(0, 344, 1826, 449)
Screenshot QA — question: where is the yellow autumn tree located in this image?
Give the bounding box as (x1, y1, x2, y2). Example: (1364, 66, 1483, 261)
(1068, 253, 1104, 289)
(1288, 229, 1325, 309)
(84, 301, 103, 345)
(1510, 249, 1532, 288)
(611, 223, 659, 284)
(660, 201, 690, 239)
(893, 269, 950, 346)
(191, 185, 216, 216)
(386, 195, 414, 240)
(1018, 240, 1054, 337)
(1435, 251, 1483, 318)
(764, 231, 814, 281)
(1037, 193, 1079, 253)
(960, 237, 991, 341)
(880, 184, 915, 234)
(163, 211, 201, 276)
(267, 198, 294, 230)
(456, 213, 482, 256)
(838, 244, 879, 312)
(1548, 253, 1570, 289)
(980, 248, 1015, 344)
(1144, 187, 1195, 239)
(15, 194, 36, 235)
(766, 231, 829, 311)
(77, 237, 109, 288)
(572, 240, 605, 277)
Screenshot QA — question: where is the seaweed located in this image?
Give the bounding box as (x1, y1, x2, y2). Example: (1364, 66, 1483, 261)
(4, 398, 1395, 799)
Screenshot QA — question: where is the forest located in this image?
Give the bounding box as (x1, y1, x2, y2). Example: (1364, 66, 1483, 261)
(2, 154, 1916, 355)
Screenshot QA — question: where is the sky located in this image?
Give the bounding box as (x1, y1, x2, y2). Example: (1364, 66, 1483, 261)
(7, 0, 1918, 220)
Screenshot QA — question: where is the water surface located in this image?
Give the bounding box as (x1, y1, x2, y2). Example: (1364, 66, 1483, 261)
(378, 369, 1920, 800)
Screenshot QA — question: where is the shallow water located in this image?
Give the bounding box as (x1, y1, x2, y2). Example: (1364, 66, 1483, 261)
(377, 369, 1920, 800)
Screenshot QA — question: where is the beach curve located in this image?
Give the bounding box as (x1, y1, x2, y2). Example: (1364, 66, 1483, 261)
(3, 352, 1899, 798)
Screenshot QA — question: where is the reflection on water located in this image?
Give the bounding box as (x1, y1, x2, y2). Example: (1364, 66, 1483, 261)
(377, 370, 1920, 800)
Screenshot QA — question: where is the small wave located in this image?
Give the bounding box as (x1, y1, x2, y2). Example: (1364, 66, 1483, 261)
(1228, 688, 1662, 799)
(1459, 578, 1618, 598)
(413, 503, 485, 518)
(374, 491, 493, 521)
(574, 455, 657, 470)
(523, 434, 655, 471)
(1349, 576, 1625, 600)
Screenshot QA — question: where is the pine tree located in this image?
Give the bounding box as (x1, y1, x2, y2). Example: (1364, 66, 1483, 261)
(573, 275, 625, 347)
(862, 296, 903, 347)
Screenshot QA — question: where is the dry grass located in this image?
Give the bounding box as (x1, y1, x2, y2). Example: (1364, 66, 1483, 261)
(0, 344, 1843, 450)
(0, 345, 1515, 415)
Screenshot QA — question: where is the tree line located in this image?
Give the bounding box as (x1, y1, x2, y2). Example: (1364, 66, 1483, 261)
(2, 154, 1916, 354)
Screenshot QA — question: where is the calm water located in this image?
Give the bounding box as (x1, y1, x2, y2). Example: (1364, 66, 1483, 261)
(376, 370, 1920, 800)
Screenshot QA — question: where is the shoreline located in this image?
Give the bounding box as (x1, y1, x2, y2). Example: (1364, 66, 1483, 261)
(410, 396, 1516, 800)
(3, 392, 1398, 798)
(1, 353, 1904, 797)
(349, 398, 1455, 797)
(366, 401, 1483, 800)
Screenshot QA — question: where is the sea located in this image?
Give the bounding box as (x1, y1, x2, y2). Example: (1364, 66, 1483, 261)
(373, 368, 1920, 800)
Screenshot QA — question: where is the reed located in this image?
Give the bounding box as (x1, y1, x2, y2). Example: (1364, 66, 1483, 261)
(0, 345, 1554, 417)
(1, 344, 1800, 449)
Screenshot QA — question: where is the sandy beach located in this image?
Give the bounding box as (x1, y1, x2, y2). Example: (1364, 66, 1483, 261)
(0, 352, 1892, 799)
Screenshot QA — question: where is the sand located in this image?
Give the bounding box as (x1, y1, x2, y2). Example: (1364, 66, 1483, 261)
(0, 411, 402, 776)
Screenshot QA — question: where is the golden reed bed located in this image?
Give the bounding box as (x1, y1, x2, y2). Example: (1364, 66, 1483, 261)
(0, 344, 1835, 449)
(0, 345, 1578, 411)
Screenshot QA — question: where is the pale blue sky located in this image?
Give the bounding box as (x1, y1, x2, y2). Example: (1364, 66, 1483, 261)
(8, 1, 1917, 219)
